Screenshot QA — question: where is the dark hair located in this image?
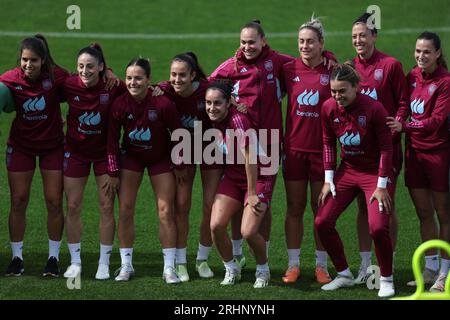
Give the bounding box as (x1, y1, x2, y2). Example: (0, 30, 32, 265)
(206, 81, 233, 102)
(171, 52, 207, 81)
(18, 34, 55, 78)
(417, 31, 447, 70)
(126, 57, 151, 78)
(353, 12, 378, 35)
(77, 43, 107, 77)
(331, 62, 360, 87)
(241, 19, 265, 38)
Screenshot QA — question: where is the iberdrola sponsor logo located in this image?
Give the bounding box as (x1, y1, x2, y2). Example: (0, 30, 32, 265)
(339, 131, 361, 146)
(410, 98, 424, 114)
(129, 127, 151, 141)
(23, 96, 46, 112)
(297, 89, 319, 106)
(360, 88, 378, 100)
(78, 112, 101, 126)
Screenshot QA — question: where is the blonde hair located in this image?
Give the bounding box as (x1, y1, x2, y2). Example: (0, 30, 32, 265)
(299, 14, 325, 40)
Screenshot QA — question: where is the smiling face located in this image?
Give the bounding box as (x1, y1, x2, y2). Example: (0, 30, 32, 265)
(415, 39, 441, 74)
(298, 28, 323, 65)
(352, 23, 377, 59)
(330, 79, 358, 107)
(20, 49, 44, 81)
(77, 53, 103, 88)
(205, 88, 230, 123)
(170, 60, 195, 97)
(126, 65, 150, 101)
(239, 27, 266, 60)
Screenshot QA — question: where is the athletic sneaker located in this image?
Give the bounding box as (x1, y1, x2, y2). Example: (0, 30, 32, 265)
(254, 270, 270, 288)
(176, 264, 189, 282)
(95, 263, 110, 280)
(315, 265, 332, 284)
(5, 257, 24, 277)
(196, 261, 214, 278)
(407, 268, 439, 287)
(64, 264, 81, 278)
(114, 263, 134, 281)
(234, 255, 246, 269)
(354, 265, 371, 285)
(378, 279, 395, 298)
(220, 266, 241, 285)
(429, 273, 447, 293)
(163, 266, 181, 284)
(43, 256, 59, 277)
(282, 266, 300, 283)
(321, 274, 355, 291)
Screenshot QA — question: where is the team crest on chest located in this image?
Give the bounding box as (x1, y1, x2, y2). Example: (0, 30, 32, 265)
(358, 116, 366, 127)
(374, 69, 383, 81)
(99, 93, 110, 104)
(148, 109, 158, 121)
(320, 74, 329, 86)
(264, 60, 273, 72)
(197, 100, 206, 111)
(428, 84, 437, 96)
(42, 79, 52, 90)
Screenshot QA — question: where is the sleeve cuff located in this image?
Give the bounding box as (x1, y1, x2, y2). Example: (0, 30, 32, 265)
(377, 176, 388, 188)
(325, 170, 334, 183)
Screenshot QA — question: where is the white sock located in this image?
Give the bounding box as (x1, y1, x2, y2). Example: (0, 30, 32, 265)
(11, 241, 23, 260)
(380, 275, 393, 282)
(119, 248, 133, 266)
(256, 263, 270, 273)
(266, 240, 270, 259)
(360, 251, 372, 268)
(425, 255, 439, 271)
(176, 247, 187, 264)
(68, 243, 81, 265)
(224, 259, 238, 270)
(196, 244, 212, 261)
(287, 249, 300, 268)
(316, 250, 328, 267)
(232, 239, 243, 256)
(48, 240, 61, 261)
(99, 244, 113, 265)
(440, 258, 450, 276)
(163, 248, 176, 270)
(338, 268, 353, 278)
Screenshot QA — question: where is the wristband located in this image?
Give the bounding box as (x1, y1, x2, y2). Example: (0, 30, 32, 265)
(377, 176, 388, 188)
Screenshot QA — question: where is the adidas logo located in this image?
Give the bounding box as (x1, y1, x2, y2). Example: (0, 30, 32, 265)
(240, 67, 247, 73)
(258, 193, 265, 199)
(15, 85, 23, 90)
(292, 76, 300, 82)
(76, 249, 81, 252)
(128, 114, 133, 120)
(74, 96, 80, 101)
(412, 82, 417, 88)
(125, 253, 131, 256)
(106, 251, 112, 255)
(333, 118, 340, 123)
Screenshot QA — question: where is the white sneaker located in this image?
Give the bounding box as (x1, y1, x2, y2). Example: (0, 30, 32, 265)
(378, 279, 395, 298)
(63, 264, 81, 278)
(253, 270, 270, 288)
(95, 263, 110, 280)
(354, 265, 370, 285)
(430, 273, 447, 292)
(196, 261, 214, 278)
(114, 263, 134, 281)
(163, 266, 181, 284)
(321, 275, 355, 291)
(407, 268, 438, 287)
(220, 267, 241, 285)
(175, 264, 189, 282)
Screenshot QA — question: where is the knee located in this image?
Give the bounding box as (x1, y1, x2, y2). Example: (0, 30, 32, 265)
(369, 225, 389, 241)
(286, 199, 307, 217)
(99, 200, 115, 217)
(158, 203, 174, 223)
(210, 220, 226, 235)
(46, 196, 63, 213)
(10, 195, 29, 212)
(314, 215, 330, 234)
(67, 200, 82, 216)
(175, 197, 191, 216)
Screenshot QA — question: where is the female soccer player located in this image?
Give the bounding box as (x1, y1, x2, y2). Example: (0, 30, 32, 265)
(351, 13, 409, 284)
(105, 58, 184, 283)
(207, 81, 272, 288)
(0, 35, 68, 277)
(387, 31, 450, 292)
(281, 17, 333, 285)
(61, 43, 126, 280)
(157, 52, 222, 281)
(316, 63, 395, 298)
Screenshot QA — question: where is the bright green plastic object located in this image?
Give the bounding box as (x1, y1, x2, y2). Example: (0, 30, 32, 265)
(392, 240, 450, 300)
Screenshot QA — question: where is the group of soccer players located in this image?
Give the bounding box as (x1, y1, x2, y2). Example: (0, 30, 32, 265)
(0, 11, 449, 299)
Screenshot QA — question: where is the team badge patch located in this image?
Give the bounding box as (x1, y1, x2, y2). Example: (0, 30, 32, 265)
(148, 110, 158, 121)
(264, 60, 273, 71)
(358, 115, 366, 127)
(428, 84, 437, 95)
(320, 74, 329, 86)
(100, 93, 110, 104)
(197, 100, 206, 111)
(374, 69, 383, 81)
(42, 79, 52, 90)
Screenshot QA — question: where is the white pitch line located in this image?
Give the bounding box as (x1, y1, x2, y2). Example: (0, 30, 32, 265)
(0, 27, 450, 40)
